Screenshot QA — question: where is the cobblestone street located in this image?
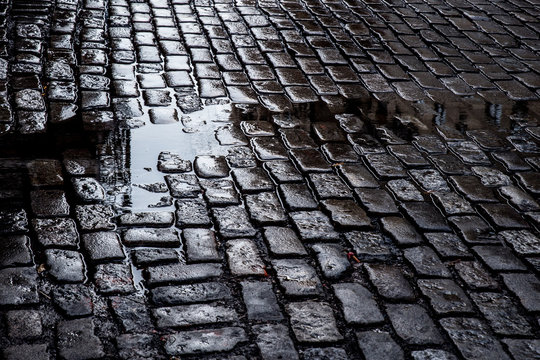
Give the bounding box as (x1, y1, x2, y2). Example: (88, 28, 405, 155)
(1, 0, 540, 358)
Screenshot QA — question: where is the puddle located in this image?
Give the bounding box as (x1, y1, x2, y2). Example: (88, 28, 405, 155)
(124, 102, 238, 211)
(111, 94, 540, 211)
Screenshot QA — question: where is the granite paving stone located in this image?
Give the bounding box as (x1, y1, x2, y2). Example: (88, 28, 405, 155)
(501, 273, 540, 312)
(272, 258, 323, 296)
(153, 303, 238, 328)
(290, 211, 339, 241)
(333, 283, 384, 325)
(163, 327, 247, 356)
(311, 243, 350, 280)
(356, 330, 404, 360)
(386, 304, 443, 345)
(226, 239, 266, 276)
(286, 301, 343, 343)
(418, 279, 474, 315)
(242, 281, 283, 321)
(440, 317, 510, 360)
(57, 318, 105, 360)
(470, 292, 532, 336)
(262, 227, 307, 256)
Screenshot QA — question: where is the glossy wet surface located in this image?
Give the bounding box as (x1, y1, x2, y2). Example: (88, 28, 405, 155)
(1, 0, 540, 358)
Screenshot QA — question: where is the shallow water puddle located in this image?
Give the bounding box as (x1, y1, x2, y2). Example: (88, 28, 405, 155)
(126, 102, 235, 211)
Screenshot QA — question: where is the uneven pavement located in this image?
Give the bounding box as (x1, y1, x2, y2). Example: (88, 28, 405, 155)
(0, 0, 540, 359)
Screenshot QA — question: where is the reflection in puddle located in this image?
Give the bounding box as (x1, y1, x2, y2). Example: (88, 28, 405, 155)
(103, 94, 540, 213)
(123, 103, 235, 211)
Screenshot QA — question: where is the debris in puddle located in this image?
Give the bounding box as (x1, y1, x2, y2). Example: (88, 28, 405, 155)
(134, 183, 169, 193)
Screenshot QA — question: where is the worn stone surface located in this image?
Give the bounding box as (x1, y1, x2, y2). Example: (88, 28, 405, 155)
(272, 259, 322, 296)
(242, 281, 283, 321)
(151, 282, 231, 306)
(386, 304, 443, 345)
(287, 301, 343, 343)
(153, 303, 237, 328)
(333, 283, 383, 325)
(440, 317, 510, 360)
(356, 330, 404, 360)
(163, 327, 247, 355)
(2, 0, 540, 357)
(226, 239, 266, 276)
(57, 318, 105, 360)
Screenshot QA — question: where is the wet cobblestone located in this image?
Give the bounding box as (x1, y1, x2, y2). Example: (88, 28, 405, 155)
(1, 0, 540, 358)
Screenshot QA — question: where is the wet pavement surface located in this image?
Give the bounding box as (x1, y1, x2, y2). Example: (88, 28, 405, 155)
(1, 0, 540, 359)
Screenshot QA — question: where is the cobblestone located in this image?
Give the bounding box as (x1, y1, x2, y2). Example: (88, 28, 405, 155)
(2, 0, 540, 356)
(286, 301, 342, 343)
